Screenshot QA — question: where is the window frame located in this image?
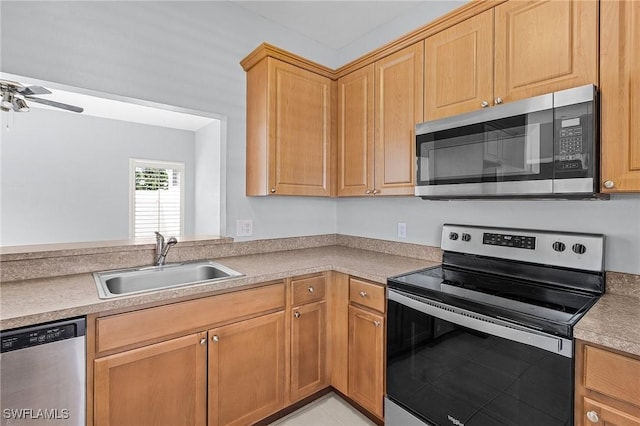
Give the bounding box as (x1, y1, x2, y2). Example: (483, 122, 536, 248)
(129, 158, 185, 239)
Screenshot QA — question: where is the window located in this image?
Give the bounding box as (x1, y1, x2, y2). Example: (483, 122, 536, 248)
(130, 159, 184, 239)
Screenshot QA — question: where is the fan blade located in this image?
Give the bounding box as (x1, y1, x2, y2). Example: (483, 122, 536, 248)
(19, 85, 51, 96)
(25, 96, 83, 113)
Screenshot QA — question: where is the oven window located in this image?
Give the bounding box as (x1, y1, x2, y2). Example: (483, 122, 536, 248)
(387, 299, 572, 426)
(417, 110, 554, 185)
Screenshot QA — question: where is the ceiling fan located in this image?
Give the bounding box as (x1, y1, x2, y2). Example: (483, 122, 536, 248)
(1, 79, 83, 113)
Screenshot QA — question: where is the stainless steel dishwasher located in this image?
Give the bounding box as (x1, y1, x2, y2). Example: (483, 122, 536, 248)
(1, 317, 86, 426)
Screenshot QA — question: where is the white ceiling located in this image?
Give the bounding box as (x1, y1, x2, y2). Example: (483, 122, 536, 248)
(235, 1, 426, 49)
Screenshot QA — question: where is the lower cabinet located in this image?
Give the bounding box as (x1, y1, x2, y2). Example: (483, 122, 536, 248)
(90, 273, 388, 425)
(575, 340, 640, 426)
(348, 305, 384, 418)
(94, 333, 208, 426)
(208, 311, 286, 426)
(290, 301, 327, 401)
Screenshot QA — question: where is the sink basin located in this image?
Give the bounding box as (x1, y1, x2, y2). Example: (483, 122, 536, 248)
(93, 260, 243, 299)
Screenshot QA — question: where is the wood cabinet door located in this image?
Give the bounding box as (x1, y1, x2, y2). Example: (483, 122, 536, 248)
(582, 398, 640, 426)
(424, 9, 494, 121)
(268, 59, 334, 196)
(348, 305, 384, 418)
(374, 42, 424, 196)
(208, 311, 285, 426)
(494, 0, 598, 104)
(337, 64, 375, 196)
(290, 301, 327, 401)
(600, 0, 640, 193)
(94, 332, 207, 426)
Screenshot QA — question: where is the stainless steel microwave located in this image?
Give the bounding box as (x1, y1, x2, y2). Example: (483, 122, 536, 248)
(415, 85, 597, 199)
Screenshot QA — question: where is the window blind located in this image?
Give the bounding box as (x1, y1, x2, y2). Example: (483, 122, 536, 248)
(132, 161, 184, 239)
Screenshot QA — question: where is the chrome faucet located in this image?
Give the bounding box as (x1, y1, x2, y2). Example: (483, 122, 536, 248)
(154, 231, 178, 266)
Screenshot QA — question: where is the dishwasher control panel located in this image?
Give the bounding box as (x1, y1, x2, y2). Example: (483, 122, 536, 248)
(1, 318, 85, 353)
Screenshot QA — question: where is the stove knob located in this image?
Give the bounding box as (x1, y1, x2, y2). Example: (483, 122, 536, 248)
(552, 241, 566, 252)
(572, 243, 587, 255)
(449, 232, 459, 241)
(461, 233, 471, 242)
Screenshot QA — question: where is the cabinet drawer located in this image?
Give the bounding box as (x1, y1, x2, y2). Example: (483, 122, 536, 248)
(584, 345, 640, 407)
(582, 397, 640, 426)
(291, 274, 325, 306)
(96, 283, 285, 354)
(349, 278, 385, 313)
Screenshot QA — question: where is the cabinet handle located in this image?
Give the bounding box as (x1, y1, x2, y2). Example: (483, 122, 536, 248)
(481, 100, 489, 108)
(365, 189, 373, 195)
(212, 335, 219, 342)
(586, 411, 599, 423)
(200, 338, 207, 345)
(495, 97, 503, 105)
(359, 291, 368, 298)
(372, 189, 380, 195)
(308, 286, 314, 293)
(603, 180, 615, 189)
(270, 188, 276, 194)
(294, 311, 301, 319)
(373, 320, 381, 327)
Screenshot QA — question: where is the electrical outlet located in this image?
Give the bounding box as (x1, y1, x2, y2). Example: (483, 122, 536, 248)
(397, 222, 407, 238)
(236, 220, 253, 237)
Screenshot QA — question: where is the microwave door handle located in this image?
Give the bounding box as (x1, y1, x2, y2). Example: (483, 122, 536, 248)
(388, 289, 572, 358)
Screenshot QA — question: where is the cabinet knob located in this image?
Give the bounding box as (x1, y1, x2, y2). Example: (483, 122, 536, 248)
(359, 291, 368, 298)
(586, 410, 599, 423)
(495, 97, 503, 105)
(308, 286, 314, 293)
(481, 100, 489, 108)
(200, 338, 207, 346)
(294, 311, 301, 319)
(270, 188, 276, 194)
(603, 180, 615, 189)
(373, 320, 381, 327)
(212, 335, 219, 342)
(372, 189, 380, 195)
(365, 189, 373, 195)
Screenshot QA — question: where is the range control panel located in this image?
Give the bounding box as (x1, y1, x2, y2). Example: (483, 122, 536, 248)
(441, 224, 604, 272)
(483, 233, 536, 250)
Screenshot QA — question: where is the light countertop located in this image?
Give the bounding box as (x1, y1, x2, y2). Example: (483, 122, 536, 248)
(2, 243, 639, 359)
(0, 245, 434, 330)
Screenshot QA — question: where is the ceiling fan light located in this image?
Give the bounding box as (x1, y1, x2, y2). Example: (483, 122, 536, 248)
(12, 94, 30, 112)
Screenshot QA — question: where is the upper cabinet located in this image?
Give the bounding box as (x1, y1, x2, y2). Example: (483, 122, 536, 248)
(425, 0, 598, 121)
(244, 0, 640, 197)
(600, 0, 640, 193)
(338, 43, 423, 196)
(337, 65, 375, 196)
(243, 48, 336, 196)
(424, 9, 494, 121)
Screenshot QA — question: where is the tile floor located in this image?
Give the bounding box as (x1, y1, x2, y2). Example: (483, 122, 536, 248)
(269, 392, 376, 426)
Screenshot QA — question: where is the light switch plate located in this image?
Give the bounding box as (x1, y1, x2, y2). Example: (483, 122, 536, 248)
(236, 220, 253, 237)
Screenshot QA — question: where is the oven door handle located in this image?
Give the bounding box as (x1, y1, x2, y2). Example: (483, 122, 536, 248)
(388, 289, 573, 358)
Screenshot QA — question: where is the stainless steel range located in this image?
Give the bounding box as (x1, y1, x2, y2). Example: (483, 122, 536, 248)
(386, 224, 605, 426)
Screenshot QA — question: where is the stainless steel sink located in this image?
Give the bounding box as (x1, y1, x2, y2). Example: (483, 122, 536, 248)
(93, 260, 243, 299)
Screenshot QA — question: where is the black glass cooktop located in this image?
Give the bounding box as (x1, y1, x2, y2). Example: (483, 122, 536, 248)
(388, 265, 601, 338)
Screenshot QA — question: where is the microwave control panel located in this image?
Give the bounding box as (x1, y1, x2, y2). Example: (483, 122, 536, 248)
(554, 101, 593, 175)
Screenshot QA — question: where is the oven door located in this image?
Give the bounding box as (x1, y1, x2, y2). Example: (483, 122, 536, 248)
(415, 95, 554, 198)
(386, 289, 573, 426)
